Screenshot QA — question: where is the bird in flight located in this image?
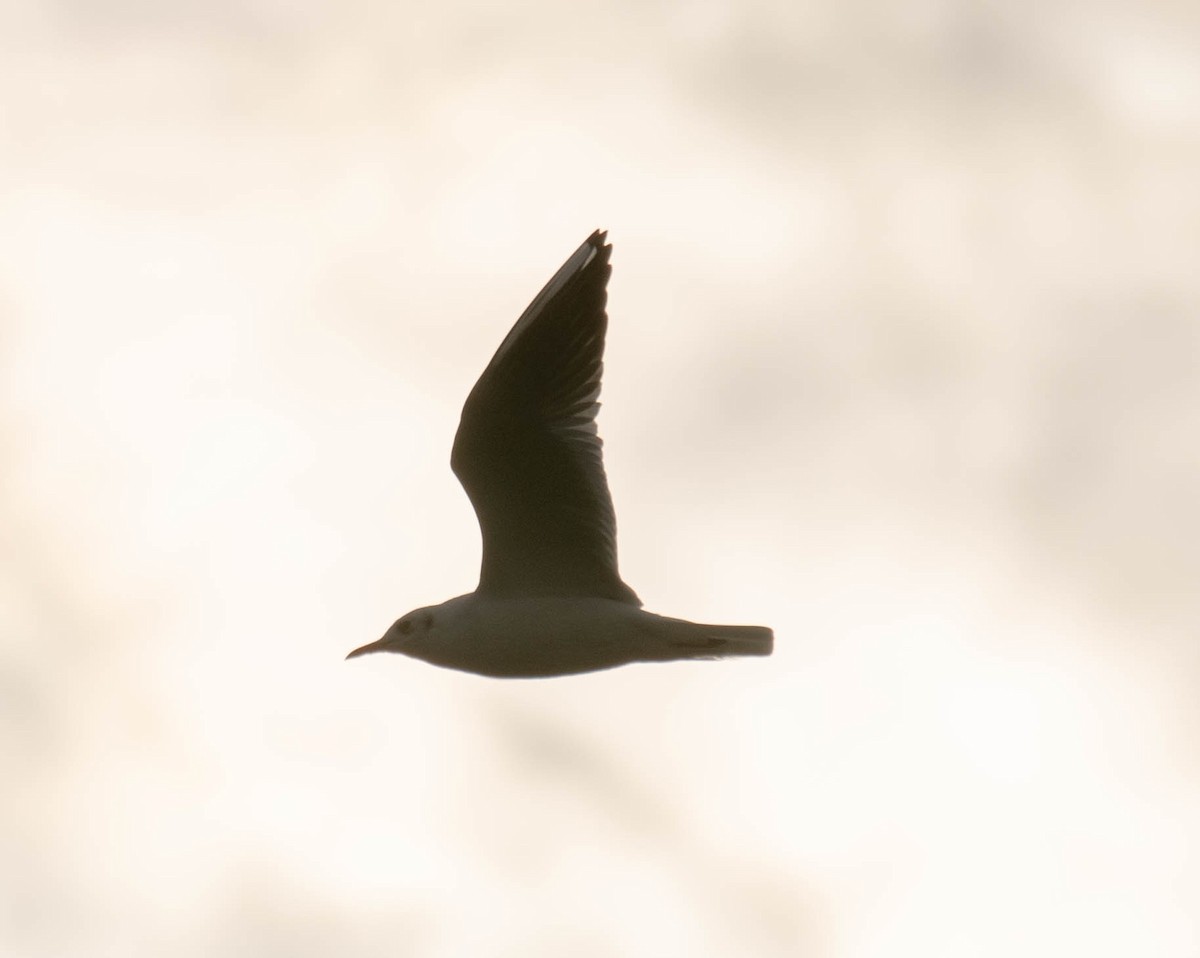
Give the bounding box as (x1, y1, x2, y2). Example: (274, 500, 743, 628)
(346, 231, 772, 677)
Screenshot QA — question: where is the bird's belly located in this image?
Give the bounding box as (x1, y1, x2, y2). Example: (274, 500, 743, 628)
(425, 596, 655, 678)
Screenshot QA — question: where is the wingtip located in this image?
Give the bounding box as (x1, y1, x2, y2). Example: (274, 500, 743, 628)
(565, 230, 611, 276)
(585, 230, 612, 272)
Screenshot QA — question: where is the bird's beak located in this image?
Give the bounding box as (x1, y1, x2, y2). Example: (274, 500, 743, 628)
(345, 635, 394, 660)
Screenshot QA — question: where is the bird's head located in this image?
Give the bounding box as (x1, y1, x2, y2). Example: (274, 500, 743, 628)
(346, 607, 436, 660)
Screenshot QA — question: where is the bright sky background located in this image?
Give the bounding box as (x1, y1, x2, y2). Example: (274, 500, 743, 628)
(2, 1, 1198, 956)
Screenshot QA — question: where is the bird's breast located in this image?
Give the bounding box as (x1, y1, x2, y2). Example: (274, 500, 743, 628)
(415, 594, 656, 678)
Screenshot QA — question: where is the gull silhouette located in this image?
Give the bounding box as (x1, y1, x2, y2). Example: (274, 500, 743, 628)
(346, 231, 773, 677)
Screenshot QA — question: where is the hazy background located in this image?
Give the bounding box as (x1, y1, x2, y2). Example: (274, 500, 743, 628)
(2, 1, 1198, 955)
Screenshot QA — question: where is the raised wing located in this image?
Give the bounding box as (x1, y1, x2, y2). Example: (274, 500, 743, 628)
(450, 231, 640, 605)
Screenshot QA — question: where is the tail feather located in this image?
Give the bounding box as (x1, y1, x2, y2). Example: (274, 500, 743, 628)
(662, 620, 774, 659)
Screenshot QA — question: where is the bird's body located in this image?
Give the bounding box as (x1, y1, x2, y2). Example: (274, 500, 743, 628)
(352, 594, 772, 678)
(347, 231, 772, 677)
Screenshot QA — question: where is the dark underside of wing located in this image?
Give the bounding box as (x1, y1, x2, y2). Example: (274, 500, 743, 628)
(450, 231, 640, 605)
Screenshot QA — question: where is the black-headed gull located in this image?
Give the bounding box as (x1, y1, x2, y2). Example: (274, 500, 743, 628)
(347, 231, 772, 677)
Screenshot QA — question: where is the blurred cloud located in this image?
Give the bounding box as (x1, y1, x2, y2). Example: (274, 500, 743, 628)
(2, 0, 1198, 955)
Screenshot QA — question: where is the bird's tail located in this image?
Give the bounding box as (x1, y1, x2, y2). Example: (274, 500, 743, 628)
(651, 616, 774, 661)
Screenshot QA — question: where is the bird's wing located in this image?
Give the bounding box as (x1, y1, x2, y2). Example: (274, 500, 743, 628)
(450, 230, 640, 605)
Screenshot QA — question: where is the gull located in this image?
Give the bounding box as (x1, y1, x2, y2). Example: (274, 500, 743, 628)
(346, 231, 773, 677)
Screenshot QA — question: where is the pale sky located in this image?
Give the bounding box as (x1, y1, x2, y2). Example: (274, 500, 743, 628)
(2, 1, 1198, 956)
